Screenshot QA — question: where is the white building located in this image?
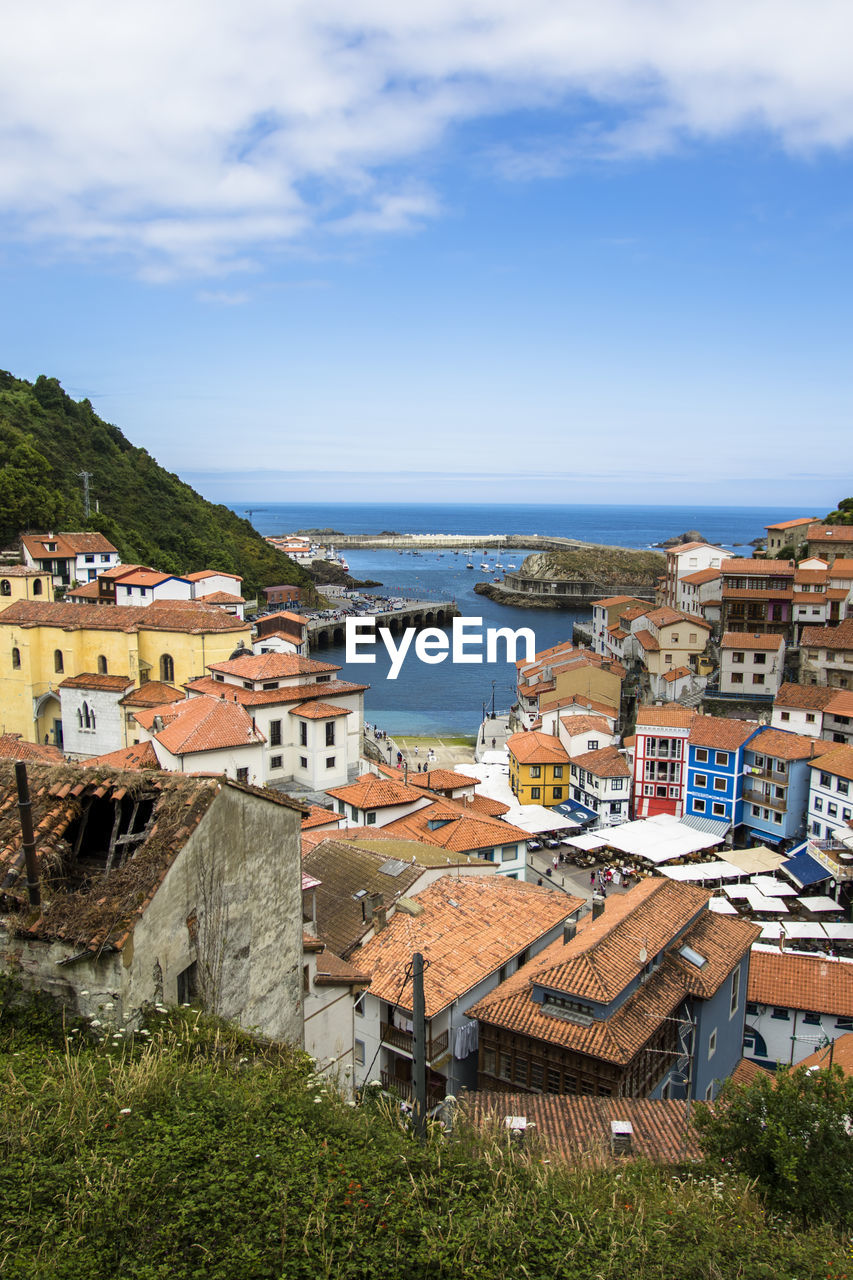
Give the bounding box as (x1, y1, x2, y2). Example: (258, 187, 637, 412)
(663, 542, 727, 610)
(21, 532, 120, 588)
(719, 632, 786, 697)
(772, 683, 853, 747)
(568, 745, 632, 827)
(114, 569, 193, 606)
(806, 744, 853, 842)
(58, 672, 135, 759)
(745, 946, 853, 1070)
(133, 694, 267, 783)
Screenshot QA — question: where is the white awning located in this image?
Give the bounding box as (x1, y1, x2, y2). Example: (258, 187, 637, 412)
(796, 895, 843, 913)
(578, 812, 725, 864)
(749, 875, 797, 897)
(726, 847, 787, 874)
(563, 833, 608, 851)
(680, 814, 730, 839)
(660, 860, 744, 882)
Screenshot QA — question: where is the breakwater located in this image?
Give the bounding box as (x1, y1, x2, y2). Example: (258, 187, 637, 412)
(318, 533, 603, 551)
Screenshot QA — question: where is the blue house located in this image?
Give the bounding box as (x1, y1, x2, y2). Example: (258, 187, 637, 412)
(469, 878, 760, 1104)
(684, 715, 763, 831)
(740, 727, 820, 847)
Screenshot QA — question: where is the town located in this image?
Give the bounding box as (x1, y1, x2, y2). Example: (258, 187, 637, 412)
(1, 512, 853, 1165)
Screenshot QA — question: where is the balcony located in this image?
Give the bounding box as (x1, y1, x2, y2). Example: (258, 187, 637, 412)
(380, 1021, 450, 1063)
(380, 1069, 446, 1111)
(744, 764, 788, 783)
(744, 786, 788, 813)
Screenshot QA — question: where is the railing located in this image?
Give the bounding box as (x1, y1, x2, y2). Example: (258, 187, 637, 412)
(380, 1069, 446, 1110)
(380, 1022, 449, 1062)
(744, 786, 787, 812)
(744, 764, 788, 783)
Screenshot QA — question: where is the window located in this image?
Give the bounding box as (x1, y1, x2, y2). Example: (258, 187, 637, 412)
(326, 756, 336, 769)
(236, 767, 249, 783)
(671, 633, 679, 643)
(712, 802, 726, 816)
(299, 722, 308, 747)
(553, 765, 563, 778)
(160, 654, 174, 683)
(587, 739, 598, 751)
(54, 649, 64, 673)
(531, 786, 541, 800)
(300, 756, 308, 769)
(828, 803, 838, 817)
(708, 1028, 717, 1059)
(366, 811, 376, 825)
(176, 961, 198, 1005)
(730, 967, 740, 1018)
(97, 654, 108, 674)
(269, 755, 282, 769)
(814, 797, 823, 811)
(0, 580, 9, 596)
(530, 765, 541, 778)
(695, 749, 708, 763)
(693, 798, 706, 813)
(552, 787, 563, 800)
(803, 1012, 821, 1026)
(714, 778, 727, 792)
(730, 672, 744, 684)
(694, 773, 707, 788)
(11, 646, 20, 669)
(836, 1017, 853, 1031)
(715, 752, 729, 766)
(705, 1082, 715, 1101)
(325, 721, 335, 747)
(771, 1007, 789, 1021)
(780, 711, 790, 722)
(732, 652, 744, 664)
(806, 713, 816, 723)
(838, 780, 849, 796)
(753, 652, 767, 665)
(752, 674, 765, 685)
(32, 579, 42, 595)
(269, 719, 282, 746)
(354, 1039, 365, 1065)
(820, 772, 831, 787)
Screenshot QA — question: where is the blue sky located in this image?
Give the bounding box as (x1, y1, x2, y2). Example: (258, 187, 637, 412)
(1, 1, 852, 509)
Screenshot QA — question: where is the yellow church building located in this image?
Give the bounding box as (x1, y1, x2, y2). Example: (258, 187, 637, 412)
(0, 600, 251, 748)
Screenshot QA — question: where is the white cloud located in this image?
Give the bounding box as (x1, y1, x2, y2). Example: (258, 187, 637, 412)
(3, 0, 853, 274)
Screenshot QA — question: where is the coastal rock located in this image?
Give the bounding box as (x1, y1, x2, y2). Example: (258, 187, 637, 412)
(653, 530, 707, 549)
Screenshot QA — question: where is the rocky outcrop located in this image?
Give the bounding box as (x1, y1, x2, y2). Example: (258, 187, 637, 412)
(653, 530, 707, 549)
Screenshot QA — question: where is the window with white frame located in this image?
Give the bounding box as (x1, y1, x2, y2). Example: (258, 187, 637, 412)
(730, 967, 740, 1018)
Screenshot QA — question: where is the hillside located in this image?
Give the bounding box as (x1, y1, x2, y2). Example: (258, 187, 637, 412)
(0, 370, 315, 599)
(515, 547, 665, 584)
(1, 997, 847, 1280)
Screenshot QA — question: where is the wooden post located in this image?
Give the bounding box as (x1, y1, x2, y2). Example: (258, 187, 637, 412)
(412, 952, 427, 1141)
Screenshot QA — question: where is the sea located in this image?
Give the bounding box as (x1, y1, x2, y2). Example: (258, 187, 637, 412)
(230, 503, 807, 737)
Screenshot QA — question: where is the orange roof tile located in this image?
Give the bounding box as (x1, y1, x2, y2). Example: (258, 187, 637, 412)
(120, 681, 184, 708)
(507, 730, 570, 765)
(773, 683, 837, 710)
(635, 705, 696, 729)
(559, 715, 614, 737)
(667, 541, 713, 554)
(209, 652, 339, 679)
(326, 773, 426, 808)
(808, 524, 853, 542)
(747, 727, 824, 761)
(634, 629, 659, 652)
(354, 876, 582, 1017)
(186, 569, 242, 582)
(679, 568, 721, 585)
(800, 620, 853, 650)
(721, 558, 795, 575)
(0, 600, 249, 635)
(382, 799, 530, 853)
(0, 734, 65, 764)
(721, 631, 785, 650)
(807, 743, 853, 783)
(199, 591, 245, 604)
(138, 695, 265, 755)
(662, 665, 692, 682)
(829, 558, 853, 577)
(58, 673, 134, 692)
(798, 1032, 853, 1075)
(570, 744, 630, 778)
(748, 950, 853, 1015)
(541, 693, 618, 718)
(289, 701, 352, 719)
(688, 715, 759, 750)
(827, 691, 853, 717)
(84, 741, 161, 770)
(301, 804, 342, 830)
(410, 768, 478, 791)
(187, 675, 368, 707)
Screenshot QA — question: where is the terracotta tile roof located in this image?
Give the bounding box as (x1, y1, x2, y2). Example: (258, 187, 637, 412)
(747, 727, 823, 761)
(464, 793, 511, 817)
(807, 743, 853, 783)
(186, 676, 369, 707)
(826, 588, 850, 600)
(721, 558, 795, 575)
(667, 541, 712, 554)
(301, 838, 426, 956)
(137, 695, 265, 755)
(606, 625, 627, 639)
(84, 742, 161, 770)
(101, 563, 145, 580)
(353, 876, 582, 1017)
(120, 681, 184, 708)
(829, 558, 853, 577)
(794, 569, 828, 584)
(507, 730, 570, 765)
(186, 570, 242, 582)
(793, 592, 828, 605)
(827, 691, 853, 717)
(469, 883, 757, 1064)
(410, 768, 478, 791)
(22, 532, 117, 558)
(289, 701, 352, 719)
(798, 1032, 853, 1075)
(559, 716, 614, 737)
(313, 947, 371, 988)
(58, 673, 134, 693)
(592, 595, 642, 607)
(465, 1094, 702, 1163)
(0, 565, 48, 578)
(255, 609, 309, 626)
(634, 629, 659, 652)
(800, 619, 853, 650)
(720, 632, 784, 650)
(662, 665, 692, 683)
(570, 745, 630, 778)
(60, 532, 118, 554)
(688, 715, 759, 750)
(748, 949, 853, 1015)
(115, 569, 178, 587)
(635, 706, 696, 729)
(730, 1056, 774, 1086)
(65, 581, 103, 601)
(773, 682, 836, 710)
(541, 693, 617, 718)
(208, 652, 339, 680)
(0, 600, 249, 635)
(0, 734, 65, 764)
(722, 588, 794, 600)
(619, 605, 652, 623)
(326, 773, 426, 809)
(301, 804, 342, 830)
(679, 568, 721, 586)
(646, 606, 703, 628)
(808, 524, 853, 542)
(199, 591, 245, 604)
(766, 517, 815, 531)
(382, 799, 530, 853)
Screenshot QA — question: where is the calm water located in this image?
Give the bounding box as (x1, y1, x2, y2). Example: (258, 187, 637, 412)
(231, 502, 806, 735)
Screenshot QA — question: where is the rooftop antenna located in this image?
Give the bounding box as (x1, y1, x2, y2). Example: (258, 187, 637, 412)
(77, 470, 93, 519)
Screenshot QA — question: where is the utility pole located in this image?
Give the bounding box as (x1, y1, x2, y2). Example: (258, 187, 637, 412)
(412, 952, 427, 1141)
(77, 470, 93, 519)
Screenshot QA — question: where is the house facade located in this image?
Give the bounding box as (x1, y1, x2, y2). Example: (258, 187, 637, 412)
(765, 517, 815, 556)
(568, 745, 632, 828)
(507, 730, 570, 807)
(744, 947, 853, 1069)
(807, 744, 853, 842)
(663, 542, 727, 610)
(720, 559, 795, 641)
(21, 532, 120, 587)
(719, 632, 786, 697)
(0, 566, 52, 603)
(800, 620, 853, 690)
(632, 706, 696, 819)
(741, 727, 820, 847)
(684, 716, 761, 831)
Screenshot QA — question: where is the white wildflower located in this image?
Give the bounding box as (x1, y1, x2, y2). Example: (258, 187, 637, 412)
(79, 991, 90, 997)
(90, 1019, 102, 1028)
(119, 1108, 132, 1116)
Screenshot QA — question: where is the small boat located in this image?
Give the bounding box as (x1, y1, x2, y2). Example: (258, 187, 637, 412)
(480, 562, 490, 571)
(507, 562, 517, 570)
(466, 560, 474, 569)
(492, 577, 501, 583)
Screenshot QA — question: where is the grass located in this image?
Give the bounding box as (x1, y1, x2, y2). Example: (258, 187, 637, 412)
(2, 997, 851, 1280)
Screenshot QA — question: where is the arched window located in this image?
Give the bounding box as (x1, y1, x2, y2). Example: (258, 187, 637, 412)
(76, 708, 83, 729)
(54, 649, 64, 673)
(97, 655, 108, 674)
(0, 580, 10, 596)
(160, 654, 174, 683)
(81, 701, 96, 731)
(32, 579, 43, 596)
(11, 647, 20, 669)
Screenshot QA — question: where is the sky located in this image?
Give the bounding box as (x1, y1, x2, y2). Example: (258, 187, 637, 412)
(1, 1, 853, 509)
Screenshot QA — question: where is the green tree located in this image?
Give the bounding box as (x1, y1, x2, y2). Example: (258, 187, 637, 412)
(695, 1062, 853, 1226)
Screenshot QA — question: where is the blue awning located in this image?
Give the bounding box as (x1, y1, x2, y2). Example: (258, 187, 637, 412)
(781, 850, 832, 889)
(556, 800, 597, 823)
(744, 828, 782, 847)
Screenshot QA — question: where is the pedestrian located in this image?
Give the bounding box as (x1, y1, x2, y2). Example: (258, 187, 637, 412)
(491, 737, 496, 748)
(552, 856, 558, 871)
(537, 877, 543, 886)
(414, 745, 419, 756)
(590, 871, 595, 887)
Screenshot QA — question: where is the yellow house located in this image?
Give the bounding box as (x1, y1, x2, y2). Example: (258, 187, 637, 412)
(0, 600, 251, 747)
(0, 567, 53, 603)
(507, 730, 571, 807)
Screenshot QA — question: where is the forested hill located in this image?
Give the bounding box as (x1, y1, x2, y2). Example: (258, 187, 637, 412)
(0, 370, 314, 599)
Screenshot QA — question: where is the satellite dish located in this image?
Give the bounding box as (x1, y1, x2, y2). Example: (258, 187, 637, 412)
(638, 947, 648, 963)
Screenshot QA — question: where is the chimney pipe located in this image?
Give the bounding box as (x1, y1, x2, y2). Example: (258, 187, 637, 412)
(592, 893, 605, 920)
(14, 762, 41, 908)
(563, 920, 577, 944)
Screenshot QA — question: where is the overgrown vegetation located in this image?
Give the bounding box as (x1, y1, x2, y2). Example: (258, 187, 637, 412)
(0, 369, 315, 599)
(1, 993, 849, 1280)
(518, 547, 665, 587)
(825, 497, 853, 526)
